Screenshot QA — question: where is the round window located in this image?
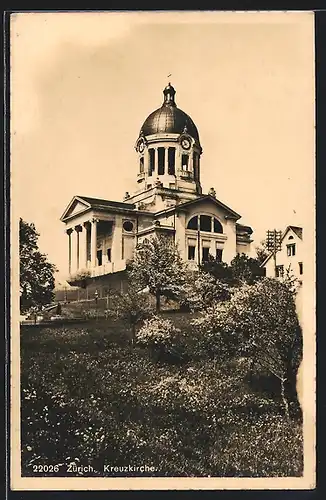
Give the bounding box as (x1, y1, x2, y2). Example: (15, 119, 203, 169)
(123, 220, 134, 232)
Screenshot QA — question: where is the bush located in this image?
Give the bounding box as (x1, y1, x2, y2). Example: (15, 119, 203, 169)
(136, 316, 186, 363)
(111, 288, 154, 344)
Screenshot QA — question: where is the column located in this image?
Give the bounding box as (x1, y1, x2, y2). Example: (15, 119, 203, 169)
(145, 148, 149, 178)
(66, 229, 73, 275)
(75, 225, 82, 270)
(71, 228, 78, 275)
(112, 215, 123, 264)
(91, 218, 98, 267)
(164, 147, 169, 175)
(81, 223, 88, 269)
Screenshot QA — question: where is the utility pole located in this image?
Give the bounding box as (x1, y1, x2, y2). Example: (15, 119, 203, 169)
(266, 229, 282, 277)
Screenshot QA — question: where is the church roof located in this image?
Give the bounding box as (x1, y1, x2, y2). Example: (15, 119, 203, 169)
(155, 194, 241, 220)
(76, 196, 136, 211)
(140, 84, 200, 145)
(60, 195, 136, 222)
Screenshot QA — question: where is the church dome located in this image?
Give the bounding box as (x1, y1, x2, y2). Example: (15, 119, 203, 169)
(140, 84, 200, 144)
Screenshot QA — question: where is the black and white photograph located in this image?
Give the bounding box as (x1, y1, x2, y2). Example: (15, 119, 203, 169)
(10, 10, 315, 490)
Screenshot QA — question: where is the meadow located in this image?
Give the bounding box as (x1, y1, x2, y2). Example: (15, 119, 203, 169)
(20, 308, 303, 478)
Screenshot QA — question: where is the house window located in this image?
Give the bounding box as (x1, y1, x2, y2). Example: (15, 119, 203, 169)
(188, 245, 196, 260)
(200, 215, 211, 232)
(148, 148, 155, 176)
(202, 247, 210, 262)
(288, 235, 294, 240)
(168, 147, 176, 175)
(182, 154, 189, 170)
(276, 265, 284, 278)
(97, 250, 102, 266)
(107, 248, 111, 262)
(287, 244, 296, 256)
(299, 262, 303, 275)
(158, 147, 165, 175)
(216, 248, 223, 262)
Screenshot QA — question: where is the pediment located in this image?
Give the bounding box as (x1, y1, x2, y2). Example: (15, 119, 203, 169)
(60, 197, 91, 221)
(177, 195, 241, 220)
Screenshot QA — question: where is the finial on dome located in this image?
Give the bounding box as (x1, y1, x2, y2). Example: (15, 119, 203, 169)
(163, 82, 176, 107)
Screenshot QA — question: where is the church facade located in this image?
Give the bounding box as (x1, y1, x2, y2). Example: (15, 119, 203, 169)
(61, 83, 253, 283)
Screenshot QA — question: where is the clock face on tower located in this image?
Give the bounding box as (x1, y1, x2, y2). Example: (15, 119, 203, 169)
(181, 137, 191, 150)
(138, 140, 145, 153)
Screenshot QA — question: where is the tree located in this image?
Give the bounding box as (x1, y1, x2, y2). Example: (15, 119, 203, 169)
(111, 286, 154, 345)
(229, 253, 265, 284)
(194, 278, 302, 411)
(20, 218, 57, 312)
(199, 255, 235, 285)
(200, 253, 264, 286)
(255, 239, 270, 265)
(180, 269, 231, 311)
(128, 235, 187, 312)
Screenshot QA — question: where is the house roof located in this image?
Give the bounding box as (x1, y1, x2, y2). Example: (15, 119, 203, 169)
(261, 225, 303, 267)
(155, 194, 241, 220)
(289, 226, 303, 239)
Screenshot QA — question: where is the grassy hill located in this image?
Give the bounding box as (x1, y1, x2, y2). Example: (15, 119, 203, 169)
(20, 313, 303, 478)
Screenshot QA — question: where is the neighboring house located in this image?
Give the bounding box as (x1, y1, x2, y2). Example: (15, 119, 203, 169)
(60, 83, 253, 288)
(262, 226, 303, 281)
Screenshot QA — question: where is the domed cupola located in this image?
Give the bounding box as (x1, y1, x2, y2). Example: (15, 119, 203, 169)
(140, 83, 201, 145)
(135, 84, 203, 196)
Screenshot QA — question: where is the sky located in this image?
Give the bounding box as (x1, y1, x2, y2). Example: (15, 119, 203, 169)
(10, 11, 315, 282)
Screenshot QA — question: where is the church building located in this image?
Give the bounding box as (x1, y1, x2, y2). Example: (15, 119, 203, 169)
(60, 83, 253, 286)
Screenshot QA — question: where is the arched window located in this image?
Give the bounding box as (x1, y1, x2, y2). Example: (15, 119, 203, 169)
(213, 218, 223, 234)
(140, 157, 144, 173)
(187, 215, 223, 233)
(187, 216, 198, 230)
(288, 235, 294, 240)
(200, 215, 211, 232)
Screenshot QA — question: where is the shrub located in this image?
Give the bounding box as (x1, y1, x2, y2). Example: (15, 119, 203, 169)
(68, 269, 91, 288)
(136, 316, 186, 363)
(111, 288, 154, 344)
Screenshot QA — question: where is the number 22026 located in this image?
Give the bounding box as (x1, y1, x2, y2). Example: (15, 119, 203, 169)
(33, 464, 60, 473)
